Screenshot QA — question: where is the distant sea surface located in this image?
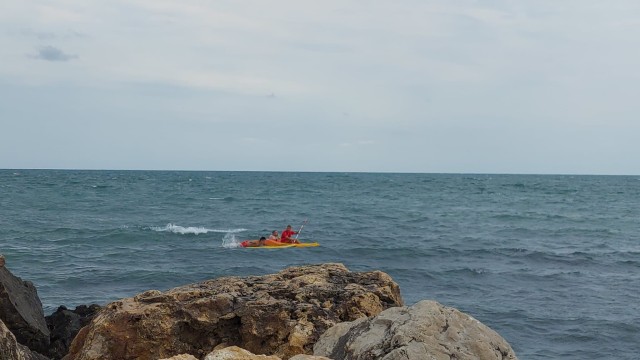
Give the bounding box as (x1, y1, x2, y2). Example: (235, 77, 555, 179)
(1, 170, 639, 359)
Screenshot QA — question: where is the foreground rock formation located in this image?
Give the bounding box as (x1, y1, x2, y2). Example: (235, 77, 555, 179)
(314, 300, 518, 360)
(0, 257, 519, 360)
(0, 261, 50, 355)
(66, 263, 403, 360)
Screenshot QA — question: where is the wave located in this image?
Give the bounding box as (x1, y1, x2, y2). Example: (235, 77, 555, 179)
(444, 267, 489, 276)
(150, 224, 247, 235)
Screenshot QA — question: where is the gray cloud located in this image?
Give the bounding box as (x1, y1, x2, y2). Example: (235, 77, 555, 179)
(31, 45, 78, 62)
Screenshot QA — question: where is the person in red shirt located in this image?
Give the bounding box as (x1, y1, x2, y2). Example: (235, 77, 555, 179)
(280, 225, 299, 243)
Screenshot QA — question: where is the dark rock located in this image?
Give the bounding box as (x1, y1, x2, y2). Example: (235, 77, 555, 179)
(1, 318, 50, 360)
(0, 265, 50, 354)
(46, 304, 102, 359)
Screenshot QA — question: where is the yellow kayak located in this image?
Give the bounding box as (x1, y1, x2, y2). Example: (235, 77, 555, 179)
(241, 239, 319, 248)
(290, 242, 320, 248)
(246, 244, 296, 249)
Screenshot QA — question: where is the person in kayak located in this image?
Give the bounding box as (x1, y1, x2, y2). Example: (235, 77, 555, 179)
(245, 237, 267, 247)
(268, 230, 281, 241)
(281, 225, 299, 244)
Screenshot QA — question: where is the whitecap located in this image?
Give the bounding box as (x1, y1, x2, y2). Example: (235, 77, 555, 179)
(150, 223, 246, 235)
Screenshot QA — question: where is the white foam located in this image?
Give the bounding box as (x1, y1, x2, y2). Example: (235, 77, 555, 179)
(151, 223, 246, 235)
(222, 232, 242, 248)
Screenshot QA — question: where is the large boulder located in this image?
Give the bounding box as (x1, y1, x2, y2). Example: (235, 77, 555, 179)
(314, 300, 518, 360)
(0, 263, 50, 354)
(65, 263, 402, 360)
(0, 318, 50, 360)
(46, 304, 102, 359)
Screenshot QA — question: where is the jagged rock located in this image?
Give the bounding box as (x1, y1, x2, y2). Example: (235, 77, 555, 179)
(0, 255, 5, 267)
(65, 263, 402, 360)
(46, 304, 102, 359)
(0, 264, 50, 354)
(314, 300, 518, 360)
(0, 318, 50, 360)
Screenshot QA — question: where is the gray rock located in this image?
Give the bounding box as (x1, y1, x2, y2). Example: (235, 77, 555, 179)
(314, 300, 518, 360)
(0, 265, 50, 355)
(0, 318, 50, 360)
(289, 355, 332, 360)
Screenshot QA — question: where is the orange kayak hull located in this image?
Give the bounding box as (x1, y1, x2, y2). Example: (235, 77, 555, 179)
(240, 240, 319, 248)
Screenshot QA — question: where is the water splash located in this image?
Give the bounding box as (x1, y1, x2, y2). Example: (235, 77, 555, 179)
(222, 232, 242, 248)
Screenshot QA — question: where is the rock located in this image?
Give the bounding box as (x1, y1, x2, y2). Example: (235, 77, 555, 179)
(204, 346, 281, 359)
(289, 355, 332, 360)
(159, 355, 199, 360)
(314, 300, 518, 360)
(202, 346, 332, 360)
(0, 255, 5, 267)
(46, 304, 102, 359)
(65, 263, 402, 360)
(0, 318, 50, 360)
(0, 264, 50, 354)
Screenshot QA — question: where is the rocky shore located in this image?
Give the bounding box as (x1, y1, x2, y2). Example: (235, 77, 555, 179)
(0, 255, 518, 360)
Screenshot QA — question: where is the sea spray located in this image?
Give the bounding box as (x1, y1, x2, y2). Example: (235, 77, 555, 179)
(222, 232, 242, 248)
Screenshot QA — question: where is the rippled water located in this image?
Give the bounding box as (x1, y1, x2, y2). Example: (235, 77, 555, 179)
(1, 170, 639, 359)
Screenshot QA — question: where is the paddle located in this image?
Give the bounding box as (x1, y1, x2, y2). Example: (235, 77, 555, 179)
(294, 219, 308, 241)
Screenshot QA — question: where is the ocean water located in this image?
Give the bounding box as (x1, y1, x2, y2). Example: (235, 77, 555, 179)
(0, 170, 638, 359)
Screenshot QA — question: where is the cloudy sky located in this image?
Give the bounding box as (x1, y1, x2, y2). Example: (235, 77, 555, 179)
(1, 1, 639, 174)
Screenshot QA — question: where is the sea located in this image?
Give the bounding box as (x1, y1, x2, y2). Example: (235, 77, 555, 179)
(0, 170, 638, 359)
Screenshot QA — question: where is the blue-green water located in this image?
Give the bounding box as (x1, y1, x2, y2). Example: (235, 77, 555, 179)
(1, 170, 639, 359)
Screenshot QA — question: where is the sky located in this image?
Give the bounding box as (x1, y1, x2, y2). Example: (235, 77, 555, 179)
(1, 1, 639, 174)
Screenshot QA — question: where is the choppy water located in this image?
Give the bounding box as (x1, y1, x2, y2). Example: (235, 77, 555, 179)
(1, 170, 639, 359)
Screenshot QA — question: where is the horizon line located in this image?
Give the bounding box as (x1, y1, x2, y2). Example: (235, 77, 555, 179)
(1, 168, 638, 177)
